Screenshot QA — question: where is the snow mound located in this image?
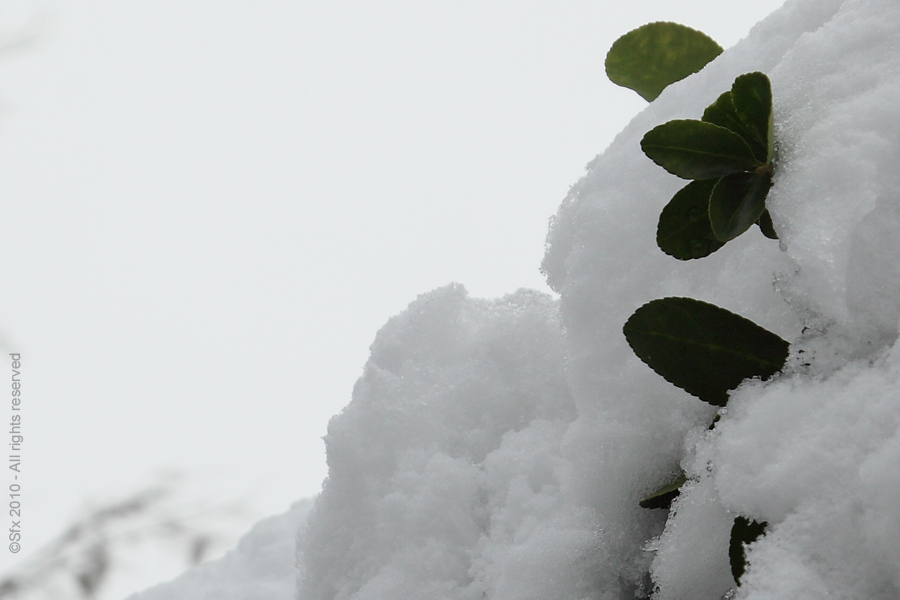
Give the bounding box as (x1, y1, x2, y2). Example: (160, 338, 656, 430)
(299, 285, 579, 600)
(299, 0, 900, 598)
(127, 498, 313, 600)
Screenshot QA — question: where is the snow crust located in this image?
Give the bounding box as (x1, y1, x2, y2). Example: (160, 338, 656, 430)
(132, 0, 900, 598)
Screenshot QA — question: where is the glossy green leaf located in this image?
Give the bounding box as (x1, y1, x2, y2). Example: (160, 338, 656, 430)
(702, 91, 767, 163)
(623, 297, 789, 406)
(730, 517, 767, 585)
(657, 179, 725, 260)
(731, 72, 773, 164)
(605, 22, 723, 102)
(641, 120, 761, 180)
(639, 472, 687, 509)
(709, 172, 772, 242)
(756, 209, 778, 239)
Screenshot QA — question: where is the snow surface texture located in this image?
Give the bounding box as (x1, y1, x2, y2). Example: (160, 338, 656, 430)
(133, 0, 900, 598)
(127, 499, 313, 600)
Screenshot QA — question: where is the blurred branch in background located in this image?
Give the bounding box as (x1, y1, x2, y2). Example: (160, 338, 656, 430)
(0, 4, 269, 598)
(0, 2, 45, 58)
(0, 472, 250, 600)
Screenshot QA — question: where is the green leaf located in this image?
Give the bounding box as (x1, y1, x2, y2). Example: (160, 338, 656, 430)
(702, 91, 767, 163)
(641, 120, 762, 180)
(709, 172, 773, 242)
(623, 297, 789, 406)
(606, 22, 723, 102)
(731, 72, 773, 164)
(730, 517, 767, 585)
(657, 179, 725, 260)
(639, 472, 687, 509)
(756, 209, 778, 239)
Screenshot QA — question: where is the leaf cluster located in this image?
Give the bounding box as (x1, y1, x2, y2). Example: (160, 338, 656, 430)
(629, 296, 786, 580)
(606, 23, 785, 591)
(643, 72, 777, 260)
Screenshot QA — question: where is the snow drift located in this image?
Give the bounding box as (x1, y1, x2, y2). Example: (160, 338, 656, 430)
(132, 0, 900, 598)
(128, 499, 313, 600)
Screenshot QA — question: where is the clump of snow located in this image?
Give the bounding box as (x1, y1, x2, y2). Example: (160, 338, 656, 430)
(710, 347, 900, 598)
(127, 498, 313, 600)
(299, 285, 581, 600)
(129, 0, 900, 598)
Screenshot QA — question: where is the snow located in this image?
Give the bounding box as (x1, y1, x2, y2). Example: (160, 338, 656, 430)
(126, 499, 313, 600)
(709, 352, 900, 598)
(300, 286, 578, 600)
(129, 0, 900, 598)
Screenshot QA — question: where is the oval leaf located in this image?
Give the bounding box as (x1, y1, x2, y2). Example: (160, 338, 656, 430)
(730, 517, 767, 585)
(657, 179, 725, 260)
(623, 297, 789, 406)
(731, 72, 773, 164)
(702, 91, 767, 163)
(606, 22, 723, 102)
(641, 120, 761, 180)
(709, 172, 773, 242)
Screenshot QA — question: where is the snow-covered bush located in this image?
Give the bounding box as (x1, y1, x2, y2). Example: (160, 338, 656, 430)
(131, 1, 900, 598)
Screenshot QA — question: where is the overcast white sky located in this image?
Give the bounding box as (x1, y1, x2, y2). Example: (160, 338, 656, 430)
(0, 0, 785, 586)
